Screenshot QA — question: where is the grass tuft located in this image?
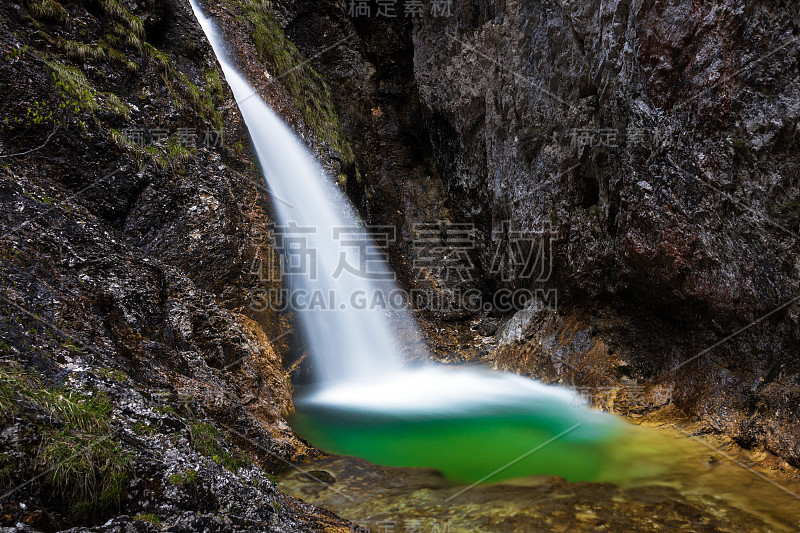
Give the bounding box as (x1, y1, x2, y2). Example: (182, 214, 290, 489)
(101, 92, 130, 118)
(128, 16, 145, 38)
(39, 430, 131, 520)
(188, 421, 248, 472)
(39, 388, 113, 431)
(99, 0, 128, 19)
(56, 38, 107, 61)
(48, 60, 99, 113)
(0, 363, 132, 519)
(29, 0, 67, 21)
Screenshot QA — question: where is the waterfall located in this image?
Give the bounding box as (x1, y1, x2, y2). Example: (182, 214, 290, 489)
(191, 1, 635, 484)
(191, 0, 411, 383)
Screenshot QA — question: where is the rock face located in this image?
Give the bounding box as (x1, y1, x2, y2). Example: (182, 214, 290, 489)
(2, 0, 800, 528)
(276, 0, 800, 465)
(415, 0, 800, 465)
(0, 0, 347, 530)
(407, 0, 800, 465)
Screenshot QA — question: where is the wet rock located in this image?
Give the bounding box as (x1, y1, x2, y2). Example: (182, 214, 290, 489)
(297, 470, 336, 485)
(282, 0, 800, 467)
(0, 0, 345, 530)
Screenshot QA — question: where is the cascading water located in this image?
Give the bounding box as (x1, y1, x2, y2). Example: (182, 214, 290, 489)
(190, 1, 649, 484)
(191, 1, 405, 384)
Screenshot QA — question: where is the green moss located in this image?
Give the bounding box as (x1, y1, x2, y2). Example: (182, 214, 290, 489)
(167, 135, 193, 161)
(143, 43, 172, 77)
(97, 367, 128, 382)
(168, 468, 198, 486)
(188, 421, 248, 472)
(102, 32, 121, 48)
(203, 69, 225, 102)
(48, 60, 99, 113)
(133, 421, 158, 436)
(90, 38, 132, 70)
(230, 0, 355, 168)
(96, 0, 145, 44)
(111, 23, 143, 51)
(176, 73, 224, 130)
(141, 45, 224, 130)
(133, 513, 162, 526)
(185, 468, 198, 484)
(188, 420, 219, 455)
(143, 145, 168, 170)
(113, 129, 195, 172)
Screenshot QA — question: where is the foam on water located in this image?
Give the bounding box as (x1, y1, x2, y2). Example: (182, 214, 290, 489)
(301, 366, 583, 415)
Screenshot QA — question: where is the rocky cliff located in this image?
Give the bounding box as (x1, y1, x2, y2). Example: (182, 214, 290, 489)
(410, 0, 800, 466)
(276, 0, 800, 466)
(0, 0, 349, 530)
(2, 0, 800, 529)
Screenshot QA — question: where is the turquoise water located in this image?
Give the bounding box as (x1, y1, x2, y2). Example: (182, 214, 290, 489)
(290, 367, 650, 484)
(292, 407, 625, 483)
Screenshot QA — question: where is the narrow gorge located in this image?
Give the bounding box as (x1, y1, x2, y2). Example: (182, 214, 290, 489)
(0, 1, 799, 532)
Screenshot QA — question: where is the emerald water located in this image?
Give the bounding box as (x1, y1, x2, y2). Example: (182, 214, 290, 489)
(291, 367, 662, 484)
(283, 406, 800, 532)
(289, 368, 800, 531)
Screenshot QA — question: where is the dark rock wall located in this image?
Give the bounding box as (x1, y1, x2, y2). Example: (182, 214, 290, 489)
(0, 0, 348, 530)
(277, 0, 800, 465)
(409, 0, 800, 464)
